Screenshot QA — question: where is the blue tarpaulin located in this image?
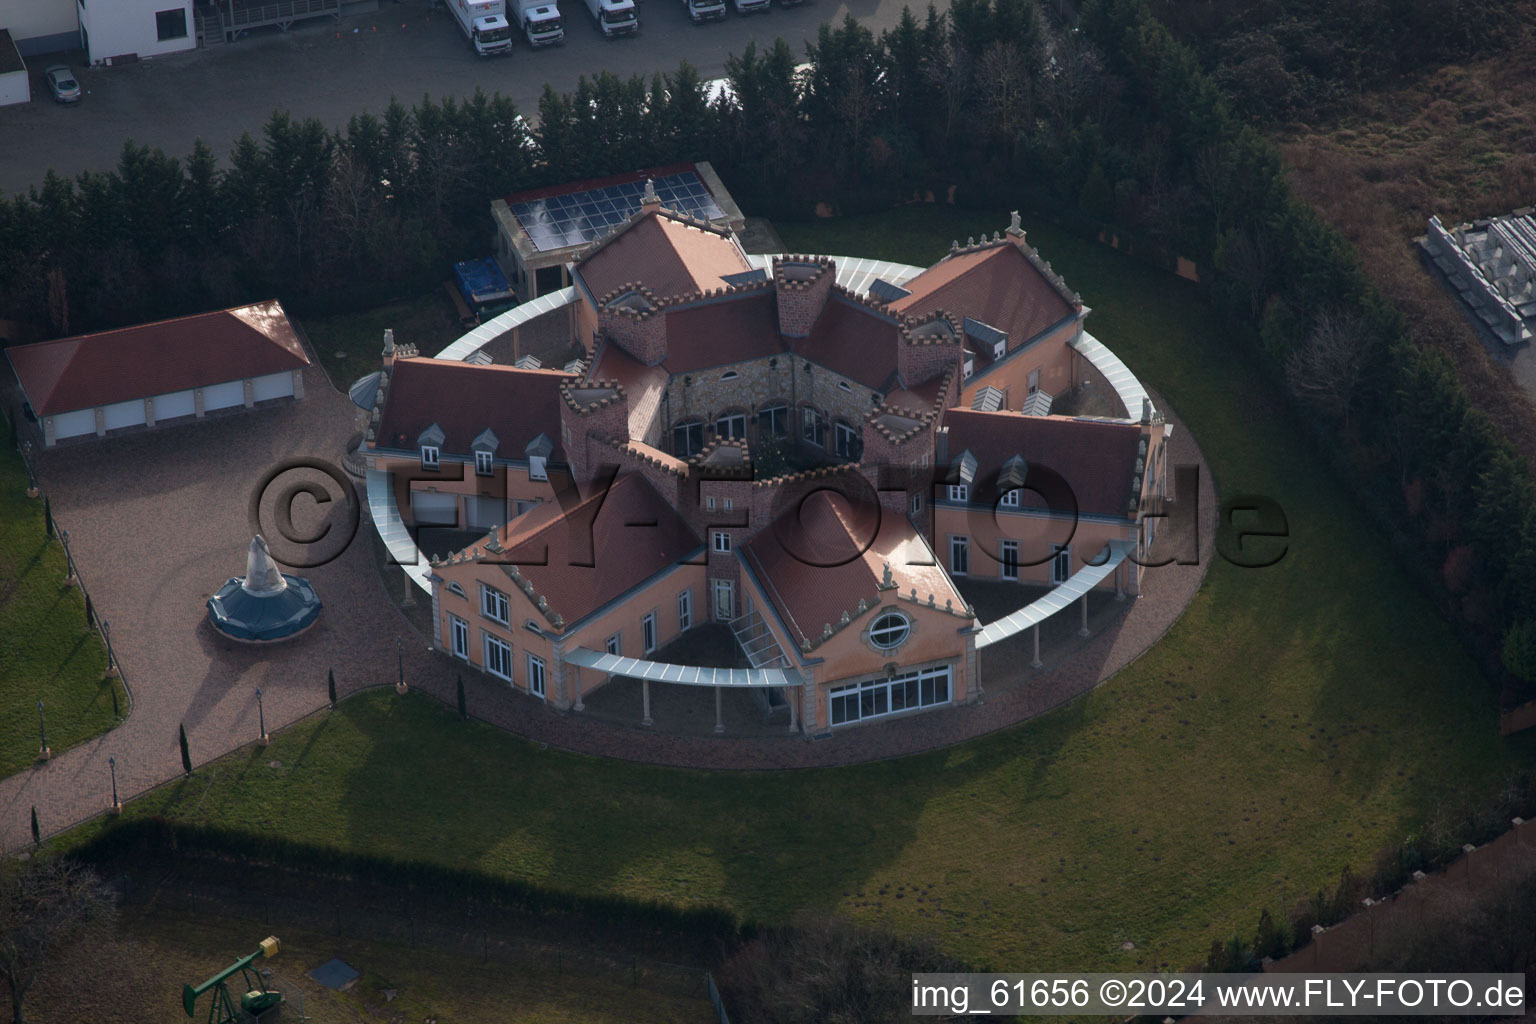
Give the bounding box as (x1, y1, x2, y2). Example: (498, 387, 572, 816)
(453, 257, 515, 309)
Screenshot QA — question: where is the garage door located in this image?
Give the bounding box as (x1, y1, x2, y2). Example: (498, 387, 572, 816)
(103, 399, 146, 431)
(411, 492, 459, 526)
(252, 371, 294, 403)
(203, 380, 245, 411)
(52, 409, 96, 440)
(155, 389, 195, 421)
(466, 496, 506, 530)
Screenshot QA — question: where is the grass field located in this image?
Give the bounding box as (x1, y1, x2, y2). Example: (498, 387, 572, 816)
(54, 206, 1536, 971)
(0, 426, 123, 779)
(28, 902, 714, 1024)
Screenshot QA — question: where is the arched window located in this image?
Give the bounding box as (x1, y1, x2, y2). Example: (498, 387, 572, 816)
(446, 581, 466, 598)
(673, 419, 704, 456)
(868, 612, 910, 650)
(716, 412, 746, 438)
(721, 370, 740, 381)
(758, 404, 789, 439)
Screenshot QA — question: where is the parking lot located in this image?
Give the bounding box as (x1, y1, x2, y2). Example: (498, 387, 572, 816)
(0, 0, 939, 196)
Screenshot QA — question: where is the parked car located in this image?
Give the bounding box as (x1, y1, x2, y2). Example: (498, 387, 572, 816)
(44, 66, 80, 103)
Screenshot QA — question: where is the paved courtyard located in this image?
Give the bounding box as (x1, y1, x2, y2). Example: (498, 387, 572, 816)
(0, 0, 951, 196)
(0, 368, 1214, 852)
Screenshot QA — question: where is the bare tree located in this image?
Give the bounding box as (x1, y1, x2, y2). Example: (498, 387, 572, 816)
(1285, 309, 1373, 429)
(0, 860, 116, 1024)
(922, 40, 971, 144)
(977, 41, 1032, 157)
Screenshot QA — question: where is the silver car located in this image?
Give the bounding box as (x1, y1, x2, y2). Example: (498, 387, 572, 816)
(44, 65, 81, 103)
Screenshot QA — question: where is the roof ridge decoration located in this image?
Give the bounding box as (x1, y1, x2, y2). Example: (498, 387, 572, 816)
(828, 282, 901, 322)
(558, 377, 628, 415)
(897, 587, 976, 619)
(576, 202, 736, 269)
(800, 592, 884, 653)
(863, 404, 936, 445)
(599, 435, 689, 477)
(898, 308, 965, 347)
(749, 460, 864, 490)
(1017, 242, 1082, 309)
(772, 254, 837, 292)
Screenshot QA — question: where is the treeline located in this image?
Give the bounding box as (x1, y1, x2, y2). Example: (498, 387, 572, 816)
(1147, 0, 1528, 123)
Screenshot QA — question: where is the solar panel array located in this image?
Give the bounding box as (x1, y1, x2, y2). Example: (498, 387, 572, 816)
(509, 172, 726, 253)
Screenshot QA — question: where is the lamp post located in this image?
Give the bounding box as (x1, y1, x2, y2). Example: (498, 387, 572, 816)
(102, 619, 119, 679)
(37, 701, 49, 761)
(108, 756, 121, 814)
(22, 441, 38, 498)
(256, 687, 268, 746)
(395, 635, 408, 694)
(59, 528, 76, 586)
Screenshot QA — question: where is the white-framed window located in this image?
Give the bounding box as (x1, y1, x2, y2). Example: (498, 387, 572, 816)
(721, 370, 739, 381)
(706, 496, 717, 511)
(716, 413, 747, 438)
(484, 633, 513, 681)
(677, 588, 692, 631)
(910, 493, 923, 515)
(947, 483, 968, 502)
(829, 665, 951, 726)
(999, 488, 1021, 508)
(834, 421, 858, 459)
(673, 419, 704, 456)
(449, 615, 469, 659)
(526, 653, 546, 698)
(446, 581, 466, 598)
(758, 405, 789, 439)
(481, 584, 509, 625)
(712, 578, 734, 620)
(642, 612, 657, 653)
(1028, 368, 1041, 394)
(606, 633, 621, 656)
(529, 456, 548, 482)
(867, 611, 910, 650)
(712, 530, 732, 553)
(801, 407, 824, 446)
(1001, 540, 1019, 581)
(1051, 544, 1071, 584)
(724, 498, 733, 510)
(950, 535, 969, 576)
(421, 445, 440, 470)
(475, 450, 494, 476)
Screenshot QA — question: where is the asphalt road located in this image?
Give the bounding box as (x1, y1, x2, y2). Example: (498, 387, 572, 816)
(0, 0, 941, 196)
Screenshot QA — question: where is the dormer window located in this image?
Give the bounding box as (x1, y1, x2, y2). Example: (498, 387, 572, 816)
(475, 450, 494, 476)
(529, 456, 548, 482)
(472, 427, 499, 476)
(524, 431, 553, 482)
(421, 445, 440, 470)
(993, 340, 1006, 360)
(948, 484, 968, 502)
(1000, 489, 1021, 508)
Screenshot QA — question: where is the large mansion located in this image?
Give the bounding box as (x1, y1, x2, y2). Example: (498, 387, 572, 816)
(361, 185, 1169, 737)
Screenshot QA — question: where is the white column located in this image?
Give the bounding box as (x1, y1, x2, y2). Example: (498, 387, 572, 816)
(1031, 624, 1042, 669)
(787, 685, 797, 732)
(641, 679, 652, 726)
(1078, 594, 1090, 637)
(572, 666, 584, 712)
(714, 686, 724, 734)
(1115, 563, 1125, 601)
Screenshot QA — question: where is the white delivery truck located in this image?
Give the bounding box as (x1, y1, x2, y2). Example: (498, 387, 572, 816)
(583, 0, 638, 36)
(518, 0, 564, 44)
(681, 0, 725, 22)
(449, 0, 514, 54)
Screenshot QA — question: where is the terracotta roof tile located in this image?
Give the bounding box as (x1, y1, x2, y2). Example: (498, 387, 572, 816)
(377, 358, 572, 460)
(662, 292, 785, 374)
(575, 211, 751, 302)
(892, 244, 1075, 351)
(6, 300, 309, 416)
(591, 341, 668, 440)
(742, 491, 962, 648)
(939, 408, 1141, 519)
(791, 294, 901, 391)
(483, 471, 700, 627)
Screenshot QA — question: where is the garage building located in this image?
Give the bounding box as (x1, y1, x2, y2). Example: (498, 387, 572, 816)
(6, 299, 310, 447)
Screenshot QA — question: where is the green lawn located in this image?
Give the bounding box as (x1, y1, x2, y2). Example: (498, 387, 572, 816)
(54, 207, 1536, 971)
(300, 292, 466, 391)
(0, 426, 123, 778)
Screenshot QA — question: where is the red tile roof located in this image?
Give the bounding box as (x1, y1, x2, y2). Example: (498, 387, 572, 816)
(481, 470, 700, 627)
(742, 490, 962, 648)
(6, 300, 309, 416)
(575, 211, 752, 303)
(791, 294, 901, 391)
(662, 292, 785, 374)
(377, 357, 572, 459)
(939, 408, 1141, 519)
(892, 243, 1076, 352)
(590, 341, 668, 440)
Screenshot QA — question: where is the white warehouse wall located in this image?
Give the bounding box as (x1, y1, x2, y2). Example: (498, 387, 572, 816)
(78, 0, 194, 62)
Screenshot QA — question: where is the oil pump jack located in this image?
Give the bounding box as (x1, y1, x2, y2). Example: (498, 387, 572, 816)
(182, 936, 284, 1023)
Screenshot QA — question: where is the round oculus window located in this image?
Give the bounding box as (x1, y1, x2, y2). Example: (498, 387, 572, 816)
(868, 612, 910, 650)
